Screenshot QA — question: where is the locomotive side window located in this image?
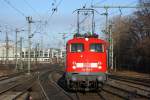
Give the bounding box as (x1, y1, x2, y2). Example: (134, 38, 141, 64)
(90, 43, 103, 52)
(71, 43, 84, 52)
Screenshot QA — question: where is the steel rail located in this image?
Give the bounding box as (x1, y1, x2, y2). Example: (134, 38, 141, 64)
(108, 74, 150, 87)
(0, 74, 35, 95)
(106, 80, 150, 98)
(101, 87, 128, 99)
(109, 78, 150, 92)
(102, 83, 150, 99)
(49, 72, 74, 100)
(0, 83, 21, 94)
(37, 70, 55, 100)
(38, 80, 50, 100)
(96, 91, 106, 100)
(0, 72, 26, 81)
(12, 81, 36, 100)
(53, 70, 107, 100)
(0, 66, 51, 82)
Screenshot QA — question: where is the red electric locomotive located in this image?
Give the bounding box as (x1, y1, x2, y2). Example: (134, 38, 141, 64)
(65, 33, 108, 90)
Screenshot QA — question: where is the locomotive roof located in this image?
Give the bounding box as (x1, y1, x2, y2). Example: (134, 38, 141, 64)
(67, 37, 106, 44)
(67, 33, 108, 47)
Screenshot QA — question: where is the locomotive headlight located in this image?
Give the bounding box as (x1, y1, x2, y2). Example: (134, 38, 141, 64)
(98, 65, 102, 69)
(85, 38, 89, 41)
(72, 61, 77, 69)
(72, 66, 76, 69)
(98, 62, 102, 69)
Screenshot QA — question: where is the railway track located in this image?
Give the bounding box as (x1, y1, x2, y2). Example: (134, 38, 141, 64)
(0, 65, 51, 82)
(43, 69, 150, 100)
(109, 79, 150, 95)
(75, 91, 107, 100)
(0, 65, 52, 100)
(7, 64, 147, 100)
(50, 70, 108, 100)
(37, 70, 53, 100)
(102, 74, 150, 100)
(0, 71, 27, 81)
(108, 74, 150, 87)
(102, 83, 149, 100)
(0, 73, 36, 100)
(55, 70, 150, 100)
(38, 70, 75, 100)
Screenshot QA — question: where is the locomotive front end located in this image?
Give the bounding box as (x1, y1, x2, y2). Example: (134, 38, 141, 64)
(65, 37, 107, 90)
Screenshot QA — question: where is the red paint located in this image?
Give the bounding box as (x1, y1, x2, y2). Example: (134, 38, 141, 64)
(66, 37, 107, 73)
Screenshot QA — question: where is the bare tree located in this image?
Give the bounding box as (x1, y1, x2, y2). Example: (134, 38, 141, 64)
(111, 0, 150, 73)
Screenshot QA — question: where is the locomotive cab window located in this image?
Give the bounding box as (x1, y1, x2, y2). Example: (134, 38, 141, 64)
(70, 43, 84, 52)
(90, 43, 104, 52)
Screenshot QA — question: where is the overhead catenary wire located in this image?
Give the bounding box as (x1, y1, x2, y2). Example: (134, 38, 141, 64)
(23, 0, 41, 18)
(41, 0, 64, 30)
(23, 0, 45, 38)
(47, 0, 63, 22)
(23, 0, 49, 43)
(35, 0, 62, 43)
(23, 0, 49, 37)
(3, 0, 26, 17)
(108, 0, 138, 16)
(57, 0, 63, 7)
(90, 0, 141, 22)
(92, 0, 141, 71)
(3, 0, 44, 37)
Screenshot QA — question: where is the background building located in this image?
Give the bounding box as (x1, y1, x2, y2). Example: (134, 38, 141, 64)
(0, 42, 66, 64)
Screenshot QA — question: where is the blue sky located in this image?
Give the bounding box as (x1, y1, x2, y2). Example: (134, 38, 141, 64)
(0, 0, 138, 48)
